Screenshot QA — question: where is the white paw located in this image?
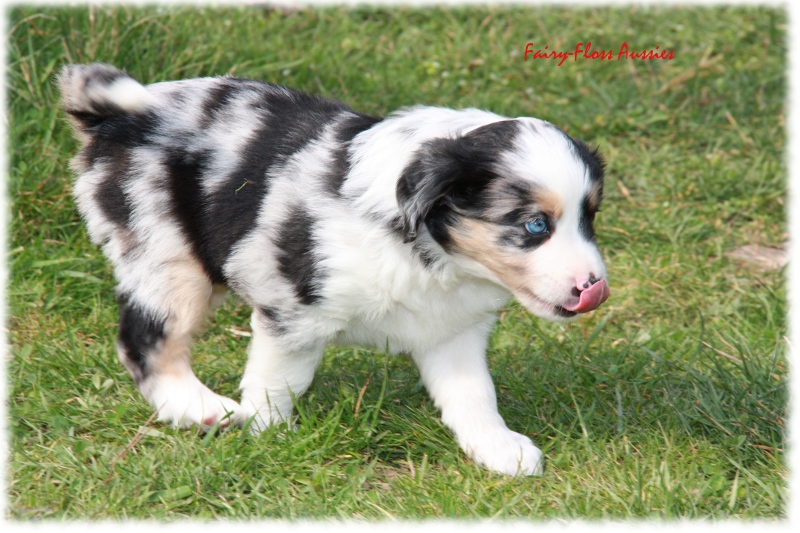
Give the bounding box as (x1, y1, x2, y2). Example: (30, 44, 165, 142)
(146, 376, 241, 431)
(237, 399, 295, 434)
(463, 428, 545, 476)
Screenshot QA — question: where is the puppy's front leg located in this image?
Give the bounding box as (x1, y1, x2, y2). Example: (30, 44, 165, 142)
(413, 321, 544, 476)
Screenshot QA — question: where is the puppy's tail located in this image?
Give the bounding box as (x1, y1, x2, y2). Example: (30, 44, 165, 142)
(59, 63, 156, 132)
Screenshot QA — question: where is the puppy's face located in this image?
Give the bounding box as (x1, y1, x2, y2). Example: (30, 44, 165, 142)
(398, 118, 608, 321)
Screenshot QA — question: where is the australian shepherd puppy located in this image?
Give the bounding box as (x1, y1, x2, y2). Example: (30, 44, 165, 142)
(59, 63, 609, 476)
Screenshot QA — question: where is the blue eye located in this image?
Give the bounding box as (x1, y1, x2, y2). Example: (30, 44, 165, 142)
(525, 219, 548, 235)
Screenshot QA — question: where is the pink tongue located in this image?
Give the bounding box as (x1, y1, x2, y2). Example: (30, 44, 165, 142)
(563, 279, 609, 313)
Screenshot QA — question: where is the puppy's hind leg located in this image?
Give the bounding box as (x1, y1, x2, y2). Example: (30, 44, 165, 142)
(238, 307, 325, 433)
(117, 259, 240, 431)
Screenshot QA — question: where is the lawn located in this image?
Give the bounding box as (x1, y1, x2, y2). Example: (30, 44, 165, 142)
(5, 4, 787, 520)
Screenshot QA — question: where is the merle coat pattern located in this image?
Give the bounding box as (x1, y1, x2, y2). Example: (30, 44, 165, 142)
(60, 63, 610, 476)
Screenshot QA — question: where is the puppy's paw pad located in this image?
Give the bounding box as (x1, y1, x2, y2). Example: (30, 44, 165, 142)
(465, 429, 545, 476)
(202, 410, 235, 429)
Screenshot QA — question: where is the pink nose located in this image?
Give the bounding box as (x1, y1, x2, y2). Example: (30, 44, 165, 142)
(562, 278, 609, 313)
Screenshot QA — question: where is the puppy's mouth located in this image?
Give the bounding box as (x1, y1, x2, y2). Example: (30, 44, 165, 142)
(515, 288, 577, 319)
(554, 305, 578, 318)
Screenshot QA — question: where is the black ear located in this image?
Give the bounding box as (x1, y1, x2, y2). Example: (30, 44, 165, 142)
(395, 137, 463, 242)
(566, 136, 605, 184)
(395, 120, 519, 242)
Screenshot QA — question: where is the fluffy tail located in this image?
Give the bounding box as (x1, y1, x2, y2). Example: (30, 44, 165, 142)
(59, 63, 156, 131)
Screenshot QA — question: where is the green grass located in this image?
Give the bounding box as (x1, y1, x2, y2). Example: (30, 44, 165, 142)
(6, 4, 787, 520)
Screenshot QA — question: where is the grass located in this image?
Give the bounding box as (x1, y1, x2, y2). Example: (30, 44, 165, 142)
(5, 4, 787, 520)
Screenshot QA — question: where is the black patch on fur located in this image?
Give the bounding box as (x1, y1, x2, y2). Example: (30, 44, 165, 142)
(386, 216, 406, 239)
(258, 306, 288, 336)
(571, 139, 604, 243)
(89, 101, 127, 119)
(80, 112, 161, 227)
(67, 111, 114, 130)
(335, 112, 383, 143)
(325, 147, 352, 195)
(89, 68, 128, 88)
(423, 208, 458, 251)
(412, 243, 439, 268)
(568, 137, 605, 184)
(93, 148, 134, 227)
(495, 206, 530, 227)
(497, 180, 533, 202)
(388, 214, 442, 268)
(201, 84, 350, 272)
(274, 204, 324, 305)
(84, 110, 160, 156)
(566, 137, 604, 243)
(117, 299, 166, 383)
(579, 195, 597, 242)
(325, 113, 383, 194)
(200, 81, 240, 126)
(396, 120, 520, 245)
(163, 147, 227, 283)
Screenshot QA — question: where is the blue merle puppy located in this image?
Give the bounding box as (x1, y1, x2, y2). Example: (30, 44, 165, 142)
(59, 63, 610, 476)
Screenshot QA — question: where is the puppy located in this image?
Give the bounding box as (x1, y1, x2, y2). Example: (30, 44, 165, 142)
(59, 63, 609, 476)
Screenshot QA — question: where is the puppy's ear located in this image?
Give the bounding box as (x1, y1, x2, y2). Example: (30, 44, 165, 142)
(396, 137, 462, 242)
(396, 120, 519, 242)
(567, 137, 605, 184)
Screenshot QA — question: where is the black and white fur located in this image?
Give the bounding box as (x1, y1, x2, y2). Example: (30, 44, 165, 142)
(59, 63, 609, 476)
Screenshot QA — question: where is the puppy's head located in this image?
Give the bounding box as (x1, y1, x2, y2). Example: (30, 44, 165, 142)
(397, 118, 608, 321)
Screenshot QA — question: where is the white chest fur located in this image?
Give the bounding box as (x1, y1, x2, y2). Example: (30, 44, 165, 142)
(316, 222, 511, 354)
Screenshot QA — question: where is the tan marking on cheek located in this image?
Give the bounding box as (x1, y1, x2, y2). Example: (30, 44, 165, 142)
(532, 189, 563, 219)
(449, 219, 531, 291)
